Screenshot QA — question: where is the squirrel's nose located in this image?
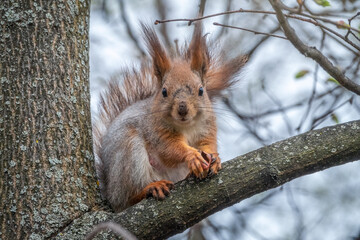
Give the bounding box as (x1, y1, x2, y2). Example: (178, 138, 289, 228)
(178, 101, 188, 117)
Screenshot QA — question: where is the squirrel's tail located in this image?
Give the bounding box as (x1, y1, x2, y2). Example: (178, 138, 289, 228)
(93, 64, 157, 196)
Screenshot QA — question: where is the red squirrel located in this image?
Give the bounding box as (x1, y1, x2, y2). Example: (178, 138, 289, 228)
(93, 23, 247, 212)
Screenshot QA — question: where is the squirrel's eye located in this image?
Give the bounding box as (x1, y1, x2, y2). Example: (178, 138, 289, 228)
(162, 88, 168, 97)
(198, 87, 204, 96)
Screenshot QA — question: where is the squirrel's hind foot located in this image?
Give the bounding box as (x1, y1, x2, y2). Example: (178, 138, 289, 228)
(130, 180, 174, 205)
(145, 180, 174, 200)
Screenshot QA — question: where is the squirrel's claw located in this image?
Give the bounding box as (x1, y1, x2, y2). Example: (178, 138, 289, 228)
(144, 180, 174, 200)
(200, 151, 221, 177)
(185, 150, 221, 179)
(209, 153, 221, 175)
(185, 150, 209, 179)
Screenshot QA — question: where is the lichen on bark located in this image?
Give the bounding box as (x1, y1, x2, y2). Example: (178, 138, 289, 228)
(0, 0, 101, 238)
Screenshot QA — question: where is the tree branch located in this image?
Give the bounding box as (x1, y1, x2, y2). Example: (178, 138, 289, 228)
(154, 8, 276, 25)
(57, 120, 360, 239)
(213, 22, 288, 40)
(269, 0, 360, 96)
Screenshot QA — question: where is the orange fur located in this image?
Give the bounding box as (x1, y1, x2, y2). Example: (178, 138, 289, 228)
(129, 180, 174, 205)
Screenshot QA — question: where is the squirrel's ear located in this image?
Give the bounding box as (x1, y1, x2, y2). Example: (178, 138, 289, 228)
(187, 23, 209, 80)
(142, 23, 171, 84)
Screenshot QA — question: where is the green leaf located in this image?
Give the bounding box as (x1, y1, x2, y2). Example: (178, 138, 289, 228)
(327, 77, 339, 85)
(314, 0, 331, 7)
(331, 113, 339, 124)
(295, 70, 309, 79)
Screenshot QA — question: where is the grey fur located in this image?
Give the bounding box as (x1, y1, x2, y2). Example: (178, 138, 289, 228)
(98, 97, 212, 212)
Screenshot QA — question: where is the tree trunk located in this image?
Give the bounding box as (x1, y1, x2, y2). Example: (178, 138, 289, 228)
(0, 1, 100, 239)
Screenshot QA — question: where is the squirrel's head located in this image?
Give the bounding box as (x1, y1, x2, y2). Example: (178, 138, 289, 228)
(142, 23, 247, 128)
(142, 23, 211, 128)
(158, 60, 210, 127)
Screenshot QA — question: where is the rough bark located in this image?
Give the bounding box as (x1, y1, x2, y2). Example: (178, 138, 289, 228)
(59, 120, 360, 239)
(0, 1, 100, 239)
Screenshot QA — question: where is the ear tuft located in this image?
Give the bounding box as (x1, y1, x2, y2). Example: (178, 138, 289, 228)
(187, 23, 209, 78)
(141, 23, 171, 83)
(206, 55, 248, 99)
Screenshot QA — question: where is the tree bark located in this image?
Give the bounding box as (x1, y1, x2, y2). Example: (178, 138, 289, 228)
(59, 120, 360, 240)
(0, 1, 100, 239)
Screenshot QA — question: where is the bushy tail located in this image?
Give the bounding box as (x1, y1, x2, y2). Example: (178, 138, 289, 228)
(92, 64, 157, 196)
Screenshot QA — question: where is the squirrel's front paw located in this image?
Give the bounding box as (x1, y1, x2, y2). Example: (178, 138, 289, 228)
(208, 153, 221, 176)
(185, 150, 210, 179)
(144, 180, 174, 200)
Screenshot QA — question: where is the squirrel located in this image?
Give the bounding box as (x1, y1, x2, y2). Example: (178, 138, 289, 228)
(93, 23, 247, 212)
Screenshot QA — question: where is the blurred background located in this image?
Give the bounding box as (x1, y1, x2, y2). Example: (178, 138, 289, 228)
(89, 0, 360, 239)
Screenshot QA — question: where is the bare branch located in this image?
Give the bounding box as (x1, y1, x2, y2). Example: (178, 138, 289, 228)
(324, 30, 359, 56)
(283, 14, 360, 52)
(247, 25, 282, 57)
(298, 12, 360, 34)
(269, 0, 360, 96)
(154, 8, 275, 25)
(213, 22, 287, 40)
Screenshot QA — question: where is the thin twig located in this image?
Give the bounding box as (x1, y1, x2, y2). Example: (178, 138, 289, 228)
(247, 26, 282, 57)
(293, 11, 360, 34)
(223, 97, 266, 145)
(220, 86, 340, 121)
(297, 30, 326, 132)
(213, 22, 287, 40)
(324, 29, 359, 56)
(285, 14, 360, 51)
(311, 96, 353, 130)
(260, 78, 293, 135)
(154, 8, 275, 25)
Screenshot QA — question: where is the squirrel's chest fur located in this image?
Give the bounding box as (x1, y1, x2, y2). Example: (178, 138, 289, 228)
(108, 97, 214, 182)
